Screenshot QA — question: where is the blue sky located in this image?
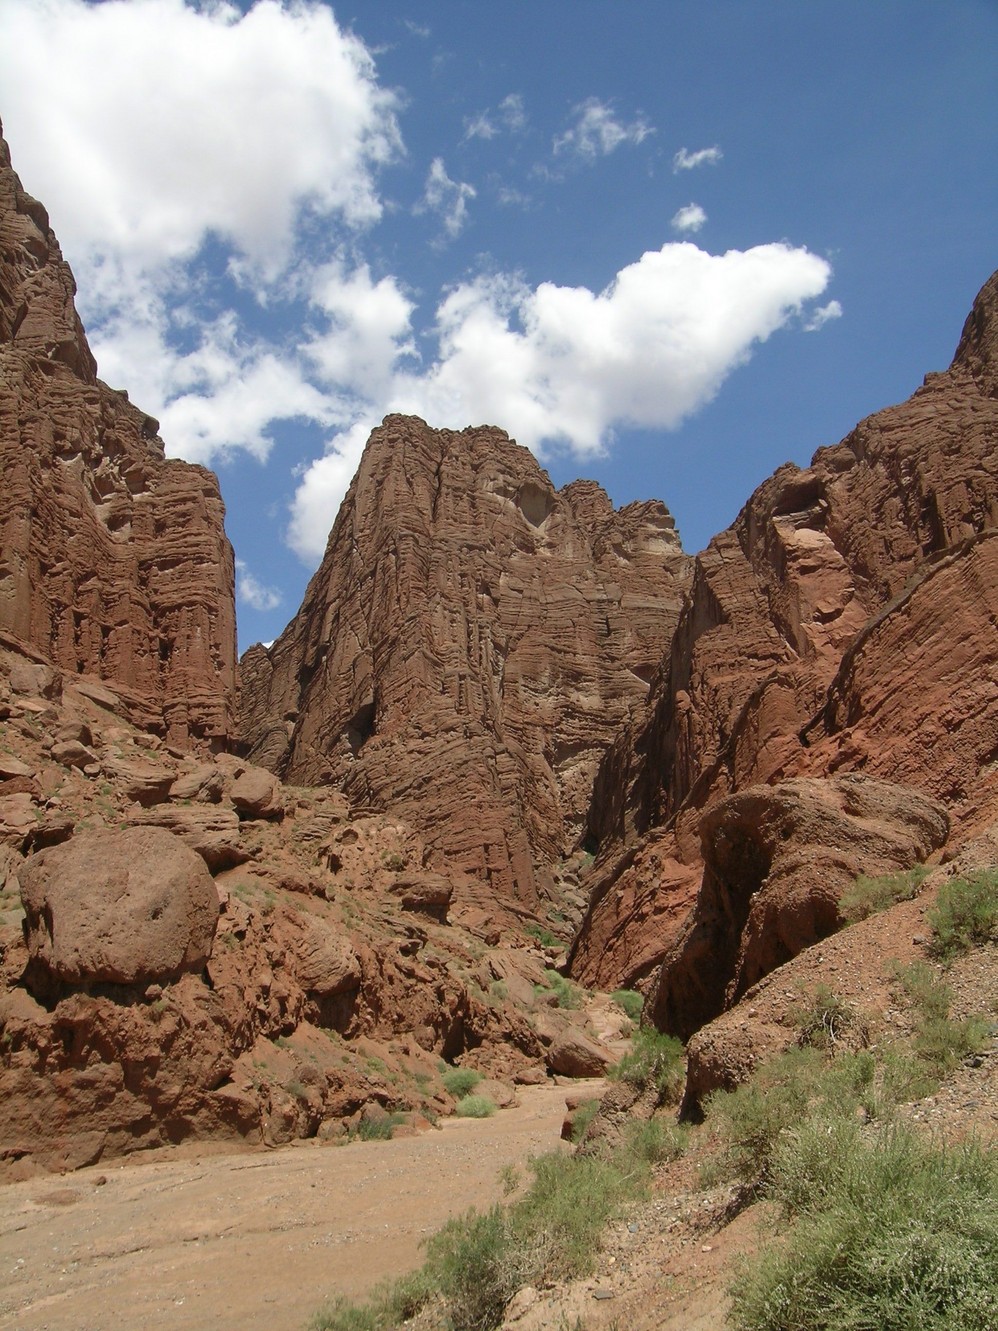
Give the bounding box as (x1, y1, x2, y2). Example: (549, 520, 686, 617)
(0, 0, 995, 650)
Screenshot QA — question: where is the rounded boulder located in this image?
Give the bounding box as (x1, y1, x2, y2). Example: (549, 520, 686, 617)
(18, 826, 219, 987)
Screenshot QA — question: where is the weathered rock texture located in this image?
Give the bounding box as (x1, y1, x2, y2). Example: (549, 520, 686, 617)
(647, 774, 948, 1039)
(240, 415, 691, 906)
(0, 122, 236, 749)
(19, 826, 219, 991)
(570, 269, 998, 1023)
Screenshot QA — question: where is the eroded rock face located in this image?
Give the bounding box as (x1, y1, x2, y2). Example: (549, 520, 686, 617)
(19, 826, 219, 990)
(647, 775, 947, 1039)
(239, 415, 691, 906)
(571, 269, 998, 1004)
(0, 122, 236, 750)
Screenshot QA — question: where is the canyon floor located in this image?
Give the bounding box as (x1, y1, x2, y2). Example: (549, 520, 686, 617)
(0, 1078, 605, 1331)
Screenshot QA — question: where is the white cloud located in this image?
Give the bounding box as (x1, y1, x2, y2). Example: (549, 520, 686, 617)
(554, 98, 653, 159)
(673, 145, 723, 172)
(417, 157, 476, 238)
(0, 0, 402, 272)
(464, 93, 526, 142)
(464, 111, 498, 141)
(671, 203, 707, 234)
(289, 241, 834, 561)
(804, 299, 844, 331)
(304, 260, 416, 401)
(236, 560, 283, 613)
(0, 0, 403, 465)
(287, 419, 378, 561)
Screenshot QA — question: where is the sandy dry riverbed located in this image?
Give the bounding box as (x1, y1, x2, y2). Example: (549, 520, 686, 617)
(0, 1079, 600, 1331)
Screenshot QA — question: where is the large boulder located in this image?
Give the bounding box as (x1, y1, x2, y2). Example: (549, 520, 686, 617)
(18, 826, 219, 988)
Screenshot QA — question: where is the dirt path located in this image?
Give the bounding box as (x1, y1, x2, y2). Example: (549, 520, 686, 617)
(0, 1080, 600, 1331)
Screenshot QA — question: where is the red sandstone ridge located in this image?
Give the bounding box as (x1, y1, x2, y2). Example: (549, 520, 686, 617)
(570, 269, 998, 1026)
(239, 415, 692, 908)
(0, 123, 236, 750)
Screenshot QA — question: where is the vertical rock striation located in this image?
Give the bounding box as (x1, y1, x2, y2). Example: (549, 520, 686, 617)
(239, 415, 692, 905)
(570, 269, 998, 1017)
(0, 122, 237, 748)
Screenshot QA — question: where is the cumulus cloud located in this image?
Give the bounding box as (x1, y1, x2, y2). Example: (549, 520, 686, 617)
(417, 158, 476, 238)
(671, 203, 707, 233)
(0, 0, 402, 464)
(0, 0, 401, 271)
(554, 98, 653, 159)
(673, 145, 723, 172)
(236, 560, 283, 613)
(804, 299, 844, 331)
(288, 241, 834, 561)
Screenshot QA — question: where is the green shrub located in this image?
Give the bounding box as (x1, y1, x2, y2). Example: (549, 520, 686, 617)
(928, 869, 998, 962)
(455, 1094, 497, 1119)
(609, 1026, 684, 1102)
(892, 960, 991, 1078)
(424, 1205, 521, 1331)
(534, 969, 584, 1010)
(730, 1127, 998, 1331)
(791, 983, 869, 1050)
(309, 1269, 436, 1331)
(442, 1067, 483, 1098)
(621, 1116, 689, 1166)
(705, 1046, 877, 1189)
(357, 1112, 404, 1141)
(610, 988, 644, 1021)
(568, 1097, 601, 1143)
(525, 923, 560, 948)
(314, 1143, 652, 1331)
(839, 865, 928, 922)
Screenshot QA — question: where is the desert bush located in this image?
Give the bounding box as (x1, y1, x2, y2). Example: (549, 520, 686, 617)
(568, 1097, 601, 1143)
(314, 1142, 651, 1331)
(791, 983, 869, 1050)
(424, 1204, 522, 1331)
(310, 1268, 436, 1331)
(730, 1126, 998, 1331)
(609, 1026, 684, 1101)
(442, 1066, 483, 1098)
(705, 1046, 877, 1189)
(839, 864, 928, 922)
(892, 960, 991, 1076)
(525, 922, 560, 948)
(534, 969, 584, 1010)
(455, 1094, 496, 1119)
(610, 988, 644, 1021)
(357, 1112, 405, 1142)
(621, 1116, 689, 1165)
(928, 869, 998, 961)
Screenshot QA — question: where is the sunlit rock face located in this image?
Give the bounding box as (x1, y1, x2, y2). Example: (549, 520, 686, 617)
(570, 268, 998, 1018)
(0, 122, 237, 751)
(239, 413, 692, 907)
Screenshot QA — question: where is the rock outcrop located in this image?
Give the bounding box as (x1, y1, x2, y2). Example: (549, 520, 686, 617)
(0, 121, 237, 750)
(570, 269, 998, 1019)
(19, 826, 219, 992)
(239, 415, 692, 907)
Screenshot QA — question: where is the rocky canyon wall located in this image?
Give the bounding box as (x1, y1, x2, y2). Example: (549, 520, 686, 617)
(0, 122, 237, 750)
(570, 269, 998, 1034)
(239, 415, 692, 906)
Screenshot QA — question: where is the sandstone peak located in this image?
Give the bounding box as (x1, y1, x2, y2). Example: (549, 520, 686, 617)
(0, 123, 237, 750)
(953, 267, 998, 396)
(239, 413, 692, 911)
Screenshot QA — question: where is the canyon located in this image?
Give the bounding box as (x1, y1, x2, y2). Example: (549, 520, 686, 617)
(0, 111, 996, 1192)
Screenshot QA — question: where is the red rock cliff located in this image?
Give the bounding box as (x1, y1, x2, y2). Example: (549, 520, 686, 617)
(0, 123, 237, 749)
(570, 269, 998, 1016)
(239, 415, 692, 905)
